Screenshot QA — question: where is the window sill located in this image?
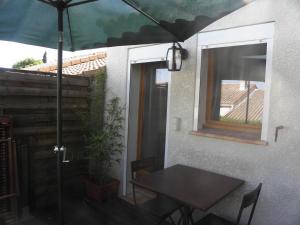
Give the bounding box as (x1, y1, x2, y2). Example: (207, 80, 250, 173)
(190, 128, 268, 146)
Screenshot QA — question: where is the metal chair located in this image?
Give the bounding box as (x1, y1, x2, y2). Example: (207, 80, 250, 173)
(131, 158, 181, 225)
(194, 183, 262, 225)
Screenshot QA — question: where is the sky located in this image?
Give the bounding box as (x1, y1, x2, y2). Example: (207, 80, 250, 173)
(0, 41, 106, 68)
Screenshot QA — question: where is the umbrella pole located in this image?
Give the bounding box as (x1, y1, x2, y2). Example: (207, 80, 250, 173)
(57, 5, 64, 225)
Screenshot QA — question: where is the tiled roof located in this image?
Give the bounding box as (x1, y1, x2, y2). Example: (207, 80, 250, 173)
(25, 52, 106, 75)
(221, 83, 256, 106)
(223, 89, 264, 122)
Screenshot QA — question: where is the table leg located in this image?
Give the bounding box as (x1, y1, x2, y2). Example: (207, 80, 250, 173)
(178, 206, 193, 225)
(184, 207, 190, 225)
(188, 208, 195, 225)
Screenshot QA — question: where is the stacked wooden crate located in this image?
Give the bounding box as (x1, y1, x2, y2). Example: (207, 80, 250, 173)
(0, 117, 18, 225)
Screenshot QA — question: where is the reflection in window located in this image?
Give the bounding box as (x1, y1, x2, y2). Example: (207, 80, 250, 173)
(206, 44, 267, 126)
(156, 68, 170, 85)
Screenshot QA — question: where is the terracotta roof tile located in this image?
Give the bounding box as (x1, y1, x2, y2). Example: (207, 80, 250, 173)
(221, 83, 256, 106)
(25, 52, 106, 75)
(223, 89, 264, 122)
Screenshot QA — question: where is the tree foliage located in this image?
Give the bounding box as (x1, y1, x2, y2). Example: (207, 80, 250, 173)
(12, 58, 42, 69)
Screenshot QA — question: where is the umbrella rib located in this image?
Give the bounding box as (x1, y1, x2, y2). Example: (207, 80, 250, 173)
(66, 8, 75, 51)
(121, 0, 182, 42)
(67, 0, 98, 8)
(65, 0, 73, 4)
(37, 0, 55, 7)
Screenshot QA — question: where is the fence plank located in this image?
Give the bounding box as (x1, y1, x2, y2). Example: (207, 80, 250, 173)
(1, 102, 88, 110)
(0, 71, 90, 87)
(14, 125, 83, 136)
(0, 86, 89, 98)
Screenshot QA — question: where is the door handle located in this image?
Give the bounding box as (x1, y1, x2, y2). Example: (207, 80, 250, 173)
(54, 145, 70, 163)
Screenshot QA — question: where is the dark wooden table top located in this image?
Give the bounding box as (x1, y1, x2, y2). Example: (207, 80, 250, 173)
(131, 164, 244, 211)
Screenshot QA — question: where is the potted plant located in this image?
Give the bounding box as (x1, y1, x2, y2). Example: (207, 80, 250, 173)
(84, 96, 124, 202)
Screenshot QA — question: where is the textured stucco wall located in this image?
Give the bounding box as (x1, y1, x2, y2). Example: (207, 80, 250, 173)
(168, 1, 300, 225)
(106, 0, 300, 224)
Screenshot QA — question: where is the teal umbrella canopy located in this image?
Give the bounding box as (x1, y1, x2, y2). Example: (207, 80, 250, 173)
(0, 0, 252, 51)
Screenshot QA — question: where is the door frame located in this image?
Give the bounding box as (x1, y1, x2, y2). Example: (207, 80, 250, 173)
(136, 63, 145, 160)
(123, 44, 172, 195)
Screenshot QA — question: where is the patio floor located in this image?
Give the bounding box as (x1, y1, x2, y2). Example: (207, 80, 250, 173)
(17, 196, 170, 225)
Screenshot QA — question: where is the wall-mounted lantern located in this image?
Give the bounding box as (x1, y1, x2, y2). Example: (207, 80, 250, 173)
(166, 42, 188, 71)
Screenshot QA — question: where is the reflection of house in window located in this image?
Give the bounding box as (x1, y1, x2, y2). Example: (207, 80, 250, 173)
(223, 85, 264, 124)
(220, 82, 264, 125)
(219, 82, 257, 117)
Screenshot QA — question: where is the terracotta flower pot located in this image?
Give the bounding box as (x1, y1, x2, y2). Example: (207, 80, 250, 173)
(84, 177, 120, 202)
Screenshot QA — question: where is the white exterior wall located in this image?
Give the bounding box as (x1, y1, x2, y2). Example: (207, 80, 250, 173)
(106, 46, 129, 191)
(106, 0, 300, 224)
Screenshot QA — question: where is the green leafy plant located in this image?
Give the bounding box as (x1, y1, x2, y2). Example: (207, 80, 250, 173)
(86, 97, 124, 185)
(71, 70, 106, 160)
(12, 58, 43, 69)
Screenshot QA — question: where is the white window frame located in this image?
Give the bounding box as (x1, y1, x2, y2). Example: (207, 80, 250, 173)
(193, 23, 274, 141)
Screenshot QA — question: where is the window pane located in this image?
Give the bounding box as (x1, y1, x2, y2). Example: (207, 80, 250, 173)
(156, 68, 170, 85)
(208, 44, 267, 125)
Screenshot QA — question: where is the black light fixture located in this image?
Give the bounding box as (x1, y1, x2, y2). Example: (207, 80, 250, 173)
(166, 42, 188, 71)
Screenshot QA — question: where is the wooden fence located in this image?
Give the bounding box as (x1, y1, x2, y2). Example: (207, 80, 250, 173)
(0, 68, 94, 211)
